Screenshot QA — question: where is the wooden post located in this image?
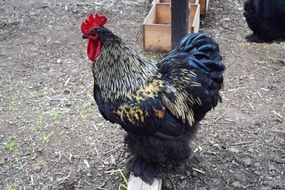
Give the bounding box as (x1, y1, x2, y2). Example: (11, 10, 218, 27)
(171, 0, 189, 49)
(127, 173, 162, 190)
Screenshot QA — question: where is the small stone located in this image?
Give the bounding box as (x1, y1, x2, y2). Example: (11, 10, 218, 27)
(180, 180, 187, 188)
(65, 103, 72, 107)
(0, 159, 6, 165)
(254, 162, 260, 167)
(254, 171, 261, 175)
(34, 166, 42, 172)
(268, 164, 276, 171)
(110, 155, 116, 165)
(243, 158, 252, 166)
(63, 89, 70, 95)
(232, 181, 241, 188)
(22, 149, 32, 157)
(103, 160, 109, 165)
(228, 147, 240, 153)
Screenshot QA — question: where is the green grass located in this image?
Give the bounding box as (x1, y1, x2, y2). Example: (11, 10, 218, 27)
(32, 115, 45, 132)
(6, 184, 15, 190)
(37, 159, 47, 167)
(79, 102, 92, 120)
(7, 96, 18, 112)
(4, 137, 16, 152)
(50, 110, 64, 125)
(37, 115, 45, 130)
(43, 131, 54, 143)
(118, 170, 128, 190)
(70, 124, 80, 132)
(144, 52, 163, 62)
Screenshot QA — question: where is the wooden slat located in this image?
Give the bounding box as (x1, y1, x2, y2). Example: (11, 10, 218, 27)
(189, 4, 200, 33)
(200, 0, 209, 15)
(127, 174, 162, 190)
(156, 3, 170, 24)
(143, 24, 171, 51)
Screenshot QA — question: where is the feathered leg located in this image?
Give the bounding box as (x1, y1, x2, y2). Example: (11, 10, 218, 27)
(125, 123, 198, 184)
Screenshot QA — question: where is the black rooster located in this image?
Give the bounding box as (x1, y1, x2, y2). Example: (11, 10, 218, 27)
(244, 0, 285, 41)
(81, 14, 225, 184)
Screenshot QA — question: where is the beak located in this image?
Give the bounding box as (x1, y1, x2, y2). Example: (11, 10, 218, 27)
(82, 34, 89, 39)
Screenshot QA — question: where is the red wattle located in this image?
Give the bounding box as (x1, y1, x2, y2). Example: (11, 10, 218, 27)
(87, 39, 101, 62)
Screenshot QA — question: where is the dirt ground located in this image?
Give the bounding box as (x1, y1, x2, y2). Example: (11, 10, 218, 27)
(0, 0, 284, 189)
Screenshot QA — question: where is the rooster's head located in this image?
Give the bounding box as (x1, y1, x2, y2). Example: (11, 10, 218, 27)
(81, 14, 108, 62)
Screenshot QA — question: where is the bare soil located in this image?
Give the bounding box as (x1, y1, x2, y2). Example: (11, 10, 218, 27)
(0, 0, 284, 189)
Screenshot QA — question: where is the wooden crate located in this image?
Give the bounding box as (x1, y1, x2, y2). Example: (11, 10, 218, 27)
(153, 0, 209, 15)
(143, 2, 200, 51)
(199, 0, 209, 15)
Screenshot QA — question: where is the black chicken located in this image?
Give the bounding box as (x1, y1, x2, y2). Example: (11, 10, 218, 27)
(81, 14, 225, 184)
(244, 0, 285, 41)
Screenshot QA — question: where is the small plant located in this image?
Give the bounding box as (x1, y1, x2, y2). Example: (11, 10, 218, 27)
(49, 110, 64, 125)
(4, 137, 16, 152)
(118, 170, 128, 190)
(43, 131, 54, 143)
(32, 115, 45, 132)
(38, 116, 45, 129)
(70, 124, 79, 132)
(37, 159, 47, 167)
(11, 115, 21, 125)
(79, 102, 92, 120)
(6, 184, 15, 190)
(8, 96, 18, 112)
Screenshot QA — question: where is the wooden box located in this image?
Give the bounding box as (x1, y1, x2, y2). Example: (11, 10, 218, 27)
(152, 0, 209, 15)
(200, 0, 209, 15)
(143, 1, 200, 51)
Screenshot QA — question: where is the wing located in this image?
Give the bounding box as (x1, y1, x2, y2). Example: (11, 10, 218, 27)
(94, 34, 225, 139)
(94, 80, 188, 139)
(157, 33, 225, 124)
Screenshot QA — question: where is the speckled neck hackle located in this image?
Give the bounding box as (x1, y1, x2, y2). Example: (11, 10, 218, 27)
(92, 34, 158, 101)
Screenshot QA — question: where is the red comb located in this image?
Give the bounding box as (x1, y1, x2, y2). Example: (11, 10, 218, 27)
(81, 14, 107, 34)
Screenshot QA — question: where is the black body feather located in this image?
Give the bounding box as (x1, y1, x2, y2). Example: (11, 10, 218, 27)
(244, 0, 285, 41)
(91, 31, 225, 184)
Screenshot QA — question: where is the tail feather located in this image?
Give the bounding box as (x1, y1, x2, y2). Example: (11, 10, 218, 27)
(159, 33, 225, 88)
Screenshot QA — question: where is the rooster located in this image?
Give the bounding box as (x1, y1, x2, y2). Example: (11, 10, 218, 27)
(244, 0, 285, 41)
(81, 14, 225, 184)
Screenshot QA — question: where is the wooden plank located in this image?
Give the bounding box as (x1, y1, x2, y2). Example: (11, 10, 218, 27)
(200, 0, 209, 15)
(127, 174, 162, 190)
(144, 24, 171, 51)
(156, 3, 170, 24)
(144, 3, 156, 24)
(151, 0, 160, 5)
(171, 0, 189, 48)
(189, 4, 200, 33)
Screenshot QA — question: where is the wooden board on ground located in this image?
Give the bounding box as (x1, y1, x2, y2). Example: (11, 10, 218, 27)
(127, 174, 162, 190)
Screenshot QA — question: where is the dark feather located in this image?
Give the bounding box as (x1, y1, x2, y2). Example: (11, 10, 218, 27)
(244, 0, 285, 41)
(92, 33, 225, 184)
